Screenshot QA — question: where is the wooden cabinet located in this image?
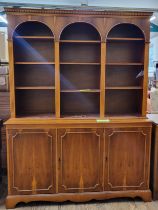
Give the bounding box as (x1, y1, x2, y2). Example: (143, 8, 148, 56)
(5, 122, 152, 208)
(104, 127, 151, 191)
(7, 129, 56, 195)
(5, 8, 152, 208)
(58, 128, 103, 193)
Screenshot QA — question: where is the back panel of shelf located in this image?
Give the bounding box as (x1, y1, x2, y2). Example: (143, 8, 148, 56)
(15, 89, 55, 117)
(15, 64, 55, 87)
(61, 92, 100, 117)
(105, 89, 142, 116)
(14, 38, 54, 62)
(60, 64, 100, 90)
(106, 41, 144, 63)
(60, 42, 100, 63)
(106, 65, 143, 87)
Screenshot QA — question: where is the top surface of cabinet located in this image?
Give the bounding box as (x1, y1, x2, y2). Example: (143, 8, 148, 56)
(5, 8, 152, 121)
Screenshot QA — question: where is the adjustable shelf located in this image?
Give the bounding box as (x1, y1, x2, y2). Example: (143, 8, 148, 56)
(61, 89, 100, 93)
(106, 62, 144, 66)
(107, 37, 144, 41)
(106, 87, 143, 90)
(60, 62, 100, 65)
(60, 40, 101, 43)
(15, 36, 54, 39)
(16, 86, 55, 90)
(15, 62, 55, 65)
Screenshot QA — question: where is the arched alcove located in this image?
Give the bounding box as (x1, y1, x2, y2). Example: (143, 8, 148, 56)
(60, 22, 101, 118)
(60, 22, 101, 40)
(107, 23, 145, 38)
(13, 21, 55, 117)
(105, 23, 145, 116)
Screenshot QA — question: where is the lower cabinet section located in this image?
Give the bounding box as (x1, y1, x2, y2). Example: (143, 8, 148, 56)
(6, 122, 152, 208)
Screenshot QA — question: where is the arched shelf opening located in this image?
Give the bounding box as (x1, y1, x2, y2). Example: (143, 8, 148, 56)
(105, 23, 145, 117)
(13, 21, 55, 118)
(13, 21, 54, 37)
(59, 22, 101, 118)
(107, 23, 145, 39)
(60, 22, 101, 41)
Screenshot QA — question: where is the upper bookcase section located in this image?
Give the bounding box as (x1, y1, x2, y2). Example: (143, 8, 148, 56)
(5, 8, 152, 119)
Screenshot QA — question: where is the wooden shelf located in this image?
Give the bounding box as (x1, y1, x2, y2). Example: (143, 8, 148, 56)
(106, 62, 143, 66)
(15, 36, 54, 39)
(60, 40, 101, 43)
(16, 86, 55, 90)
(61, 114, 100, 119)
(15, 62, 55, 65)
(107, 37, 144, 41)
(106, 87, 143, 90)
(61, 89, 100, 93)
(60, 62, 100, 65)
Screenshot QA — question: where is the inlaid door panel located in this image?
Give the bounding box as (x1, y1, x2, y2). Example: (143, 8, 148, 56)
(104, 127, 151, 191)
(7, 129, 56, 195)
(58, 128, 104, 193)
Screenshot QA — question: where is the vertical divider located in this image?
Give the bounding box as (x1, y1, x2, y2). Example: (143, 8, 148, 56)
(55, 41, 60, 118)
(142, 42, 149, 117)
(100, 42, 106, 118)
(8, 40, 16, 118)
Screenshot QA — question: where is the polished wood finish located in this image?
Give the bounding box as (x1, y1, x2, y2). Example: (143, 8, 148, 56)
(7, 129, 56, 195)
(5, 8, 152, 208)
(104, 127, 151, 191)
(5, 8, 151, 118)
(5, 121, 152, 208)
(58, 128, 103, 193)
(5, 190, 152, 209)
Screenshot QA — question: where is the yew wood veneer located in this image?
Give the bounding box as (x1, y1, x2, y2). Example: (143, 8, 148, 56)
(5, 8, 152, 208)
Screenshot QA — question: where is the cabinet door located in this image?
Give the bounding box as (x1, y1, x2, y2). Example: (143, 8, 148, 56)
(7, 129, 56, 195)
(58, 128, 104, 193)
(104, 127, 151, 191)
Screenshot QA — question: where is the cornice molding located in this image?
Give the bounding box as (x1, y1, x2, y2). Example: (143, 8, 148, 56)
(4, 7, 153, 17)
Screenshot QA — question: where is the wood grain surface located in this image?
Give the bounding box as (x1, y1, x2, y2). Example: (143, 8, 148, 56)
(0, 177, 156, 210)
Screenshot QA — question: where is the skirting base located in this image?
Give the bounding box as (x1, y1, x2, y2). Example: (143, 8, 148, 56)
(6, 190, 152, 209)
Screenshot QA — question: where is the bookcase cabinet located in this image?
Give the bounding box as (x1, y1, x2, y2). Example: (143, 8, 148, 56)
(5, 8, 152, 208)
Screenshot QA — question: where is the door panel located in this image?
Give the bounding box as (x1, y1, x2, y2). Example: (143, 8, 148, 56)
(58, 128, 104, 193)
(104, 127, 151, 191)
(7, 129, 56, 195)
